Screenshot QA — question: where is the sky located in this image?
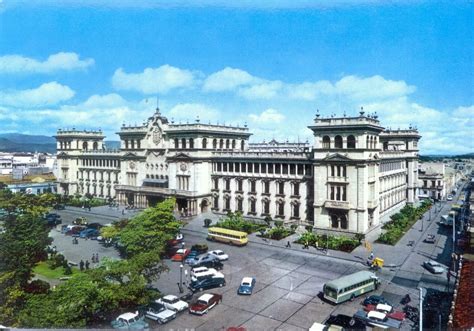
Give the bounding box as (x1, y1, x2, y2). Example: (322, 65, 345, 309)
(0, 0, 472, 155)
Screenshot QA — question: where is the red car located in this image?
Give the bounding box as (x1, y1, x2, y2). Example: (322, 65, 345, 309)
(189, 293, 222, 315)
(171, 248, 190, 262)
(364, 303, 406, 321)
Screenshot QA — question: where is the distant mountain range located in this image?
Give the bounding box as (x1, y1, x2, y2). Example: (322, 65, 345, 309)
(0, 133, 120, 154)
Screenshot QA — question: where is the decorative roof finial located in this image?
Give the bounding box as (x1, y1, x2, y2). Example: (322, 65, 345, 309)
(359, 106, 365, 117)
(374, 111, 378, 119)
(155, 96, 160, 115)
(315, 109, 320, 119)
(196, 115, 200, 123)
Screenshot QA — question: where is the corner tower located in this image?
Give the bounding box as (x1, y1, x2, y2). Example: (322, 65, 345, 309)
(308, 111, 384, 234)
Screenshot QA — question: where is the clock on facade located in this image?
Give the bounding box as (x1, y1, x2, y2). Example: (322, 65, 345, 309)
(152, 127, 162, 144)
(130, 161, 136, 170)
(180, 163, 187, 171)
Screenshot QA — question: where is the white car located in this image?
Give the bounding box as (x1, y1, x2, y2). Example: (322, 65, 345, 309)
(447, 195, 453, 201)
(208, 249, 229, 261)
(191, 266, 223, 282)
(145, 302, 176, 324)
(156, 295, 189, 312)
(423, 260, 444, 274)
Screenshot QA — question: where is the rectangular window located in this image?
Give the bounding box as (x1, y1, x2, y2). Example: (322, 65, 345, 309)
(290, 164, 296, 175)
(213, 178, 219, 190)
(213, 196, 219, 208)
(261, 164, 266, 174)
(247, 163, 253, 173)
(241, 163, 246, 173)
(223, 163, 228, 172)
(297, 164, 303, 175)
(275, 164, 281, 174)
(225, 179, 230, 191)
(330, 186, 335, 200)
(250, 180, 256, 192)
(264, 181, 270, 193)
(250, 200, 256, 213)
(283, 164, 288, 174)
(237, 199, 243, 211)
(255, 163, 260, 173)
(238, 180, 243, 191)
(235, 163, 240, 172)
(336, 186, 341, 200)
(229, 163, 234, 172)
(343, 166, 347, 177)
(278, 182, 284, 195)
(268, 164, 274, 174)
(342, 186, 347, 201)
(293, 183, 299, 196)
(337, 166, 341, 177)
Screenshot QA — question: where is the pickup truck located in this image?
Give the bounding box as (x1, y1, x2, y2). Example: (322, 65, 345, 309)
(351, 310, 402, 329)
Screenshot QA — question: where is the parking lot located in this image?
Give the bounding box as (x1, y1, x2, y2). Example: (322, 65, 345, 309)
(50, 203, 454, 331)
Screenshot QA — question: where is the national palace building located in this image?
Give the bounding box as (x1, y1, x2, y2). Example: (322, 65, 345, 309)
(55, 107, 420, 235)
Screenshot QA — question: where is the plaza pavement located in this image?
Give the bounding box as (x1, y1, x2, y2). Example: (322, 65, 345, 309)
(48, 190, 464, 330)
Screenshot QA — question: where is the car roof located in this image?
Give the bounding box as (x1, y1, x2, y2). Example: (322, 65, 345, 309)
(176, 249, 186, 254)
(376, 303, 392, 311)
(368, 311, 386, 319)
(163, 295, 178, 300)
(211, 250, 223, 253)
(427, 260, 441, 265)
(242, 277, 254, 283)
(119, 312, 138, 319)
(198, 293, 214, 301)
(193, 267, 208, 272)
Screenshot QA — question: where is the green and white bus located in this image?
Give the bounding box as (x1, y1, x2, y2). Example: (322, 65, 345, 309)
(323, 271, 379, 304)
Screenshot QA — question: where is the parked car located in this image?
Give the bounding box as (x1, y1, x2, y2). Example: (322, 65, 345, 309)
(156, 294, 189, 313)
(189, 293, 222, 315)
(189, 275, 226, 292)
(364, 303, 406, 321)
(325, 314, 366, 330)
(73, 217, 88, 225)
(424, 234, 436, 244)
(238, 277, 256, 295)
(447, 195, 453, 201)
(186, 253, 219, 267)
(193, 257, 224, 270)
(65, 225, 86, 236)
(144, 302, 176, 324)
(167, 233, 184, 247)
(208, 249, 229, 261)
(53, 204, 65, 210)
(350, 310, 401, 329)
(423, 260, 444, 274)
(79, 228, 100, 239)
(362, 295, 389, 306)
(87, 222, 103, 230)
(191, 243, 208, 254)
(171, 249, 190, 262)
(191, 267, 224, 282)
(110, 311, 149, 330)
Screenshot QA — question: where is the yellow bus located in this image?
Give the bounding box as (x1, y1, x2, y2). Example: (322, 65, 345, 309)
(207, 227, 248, 246)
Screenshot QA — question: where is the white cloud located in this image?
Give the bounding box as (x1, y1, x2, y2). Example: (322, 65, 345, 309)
(249, 108, 285, 123)
(286, 81, 333, 100)
(0, 52, 94, 74)
(203, 67, 259, 92)
(0, 82, 75, 107)
(112, 65, 197, 94)
(334, 75, 416, 101)
(167, 103, 219, 121)
(239, 81, 283, 99)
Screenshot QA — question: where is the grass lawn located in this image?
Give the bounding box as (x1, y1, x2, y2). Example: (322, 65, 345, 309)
(34, 261, 80, 279)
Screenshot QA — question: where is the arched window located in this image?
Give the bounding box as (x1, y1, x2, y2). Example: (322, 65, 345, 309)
(369, 136, 373, 149)
(322, 136, 330, 148)
(213, 139, 217, 149)
(93, 141, 98, 150)
(226, 139, 230, 149)
(202, 138, 207, 149)
(181, 138, 186, 149)
(383, 142, 388, 150)
(347, 135, 356, 148)
(189, 138, 194, 149)
(82, 141, 88, 151)
(334, 135, 343, 148)
(232, 139, 236, 149)
(219, 139, 224, 149)
(241, 140, 245, 151)
(374, 137, 378, 149)
(366, 136, 370, 149)
(174, 139, 179, 148)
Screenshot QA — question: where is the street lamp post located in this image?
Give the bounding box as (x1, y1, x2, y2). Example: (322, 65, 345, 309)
(419, 287, 424, 331)
(179, 264, 184, 293)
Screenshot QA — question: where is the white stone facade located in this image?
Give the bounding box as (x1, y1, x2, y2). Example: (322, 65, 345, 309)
(55, 108, 420, 234)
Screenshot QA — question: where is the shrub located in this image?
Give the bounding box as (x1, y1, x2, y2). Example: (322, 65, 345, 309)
(305, 225, 314, 233)
(290, 224, 298, 232)
(274, 220, 284, 228)
(215, 212, 266, 234)
(295, 233, 359, 252)
(264, 216, 273, 226)
(203, 219, 212, 228)
(25, 279, 50, 294)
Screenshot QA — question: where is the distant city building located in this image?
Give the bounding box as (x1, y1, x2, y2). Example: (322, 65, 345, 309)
(418, 162, 446, 200)
(55, 108, 420, 234)
(0, 152, 56, 176)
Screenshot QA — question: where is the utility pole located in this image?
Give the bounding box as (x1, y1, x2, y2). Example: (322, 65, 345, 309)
(452, 211, 456, 253)
(419, 287, 423, 331)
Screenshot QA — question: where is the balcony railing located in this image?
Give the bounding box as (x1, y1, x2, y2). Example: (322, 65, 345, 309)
(324, 200, 351, 210)
(327, 176, 349, 183)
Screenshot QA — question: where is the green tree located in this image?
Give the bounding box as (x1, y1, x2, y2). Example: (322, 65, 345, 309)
(118, 198, 181, 257)
(0, 213, 51, 286)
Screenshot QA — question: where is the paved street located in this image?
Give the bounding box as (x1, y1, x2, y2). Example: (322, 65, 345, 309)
(49, 191, 465, 330)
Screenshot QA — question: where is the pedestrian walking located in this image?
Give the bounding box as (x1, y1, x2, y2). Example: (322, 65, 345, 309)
(91, 254, 96, 263)
(122, 209, 125, 215)
(85, 260, 90, 270)
(79, 260, 84, 271)
(95, 253, 99, 263)
(286, 241, 291, 248)
(369, 251, 374, 260)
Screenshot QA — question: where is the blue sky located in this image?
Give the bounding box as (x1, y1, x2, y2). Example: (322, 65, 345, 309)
(0, 1, 472, 154)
